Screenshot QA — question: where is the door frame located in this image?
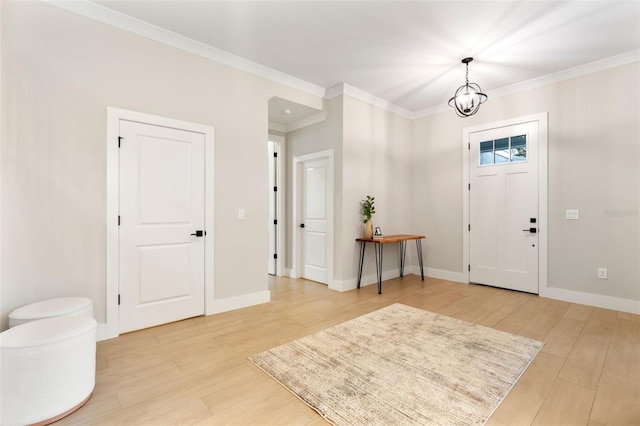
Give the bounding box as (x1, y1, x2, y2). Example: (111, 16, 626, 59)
(105, 107, 214, 340)
(462, 112, 548, 294)
(291, 149, 334, 286)
(268, 134, 286, 276)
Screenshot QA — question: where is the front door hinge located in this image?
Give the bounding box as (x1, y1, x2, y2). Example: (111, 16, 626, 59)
(118, 294, 121, 305)
(468, 183, 471, 190)
(118, 215, 121, 226)
(273, 186, 277, 192)
(468, 224, 471, 231)
(468, 264, 471, 272)
(118, 136, 123, 148)
(273, 253, 277, 259)
(273, 219, 277, 225)
(273, 152, 278, 158)
(468, 142, 471, 150)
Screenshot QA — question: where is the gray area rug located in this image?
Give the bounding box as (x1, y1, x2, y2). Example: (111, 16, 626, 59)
(250, 303, 543, 426)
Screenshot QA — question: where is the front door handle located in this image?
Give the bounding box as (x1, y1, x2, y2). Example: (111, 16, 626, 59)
(522, 228, 537, 233)
(191, 230, 205, 237)
(300, 223, 305, 228)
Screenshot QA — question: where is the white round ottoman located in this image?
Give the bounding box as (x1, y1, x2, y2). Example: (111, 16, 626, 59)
(8, 297, 94, 328)
(0, 316, 97, 425)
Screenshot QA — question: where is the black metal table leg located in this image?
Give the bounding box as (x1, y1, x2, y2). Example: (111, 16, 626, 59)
(357, 241, 366, 288)
(374, 243, 383, 294)
(399, 241, 407, 277)
(416, 239, 424, 280)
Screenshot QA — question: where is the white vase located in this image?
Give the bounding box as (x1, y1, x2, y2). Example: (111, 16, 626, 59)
(364, 221, 373, 239)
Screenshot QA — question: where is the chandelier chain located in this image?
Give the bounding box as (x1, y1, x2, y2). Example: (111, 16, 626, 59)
(465, 62, 469, 86)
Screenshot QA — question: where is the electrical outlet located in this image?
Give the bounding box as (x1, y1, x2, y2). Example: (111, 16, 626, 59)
(597, 267, 608, 279)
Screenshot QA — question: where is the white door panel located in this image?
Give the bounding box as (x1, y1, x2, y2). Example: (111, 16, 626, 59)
(305, 233, 327, 266)
(305, 166, 327, 219)
(139, 138, 192, 222)
(302, 158, 329, 284)
(119, 120, 205, 333)
(475, 173, 499, 270)
(470, 122, 539, 294)
(139, 244, 191, 302)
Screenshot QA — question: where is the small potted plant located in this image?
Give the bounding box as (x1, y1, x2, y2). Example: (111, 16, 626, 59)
(361, 195, 375, 238)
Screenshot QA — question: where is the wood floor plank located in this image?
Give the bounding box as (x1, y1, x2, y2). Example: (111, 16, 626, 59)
(55, 276, 639, 425)
(601, 316, 640, 383)
(559, 307, 617, 390)
(492, 296, 549, 334)
(532, 378, 595, 426)
(590, 373, 640, 425)
(540, 316, 586, 358)
(489, 352, 564, 425)
(521, 298, 571, 336)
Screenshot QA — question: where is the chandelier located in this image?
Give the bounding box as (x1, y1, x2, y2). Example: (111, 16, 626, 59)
(448, 57, 487, 117)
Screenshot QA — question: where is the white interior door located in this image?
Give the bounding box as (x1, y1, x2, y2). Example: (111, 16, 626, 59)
(119, 120, 205, 333)
(469, 121, 539, 293)
(268, 141, 277, 275)
(301, 158, 329, 284)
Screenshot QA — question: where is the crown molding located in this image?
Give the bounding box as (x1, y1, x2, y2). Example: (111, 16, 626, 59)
(326, 84, 414, 119)
(268, 121, 287, 133)
(42, 1, 640, 121)
(286, 111, 328, 133)
(44, 0, 326, 98)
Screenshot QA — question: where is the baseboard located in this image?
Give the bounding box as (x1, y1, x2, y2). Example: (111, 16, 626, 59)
(424, 267, 466, 283)
(329, 279, 355, 292)
(541, 286, 640, 315)
(280, 268, 292, 278)
(96, 323, 112, 342)
(207, 290, 271, 315)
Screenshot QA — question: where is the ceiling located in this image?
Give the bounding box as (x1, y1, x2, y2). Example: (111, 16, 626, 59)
(88, 1, 640, 120)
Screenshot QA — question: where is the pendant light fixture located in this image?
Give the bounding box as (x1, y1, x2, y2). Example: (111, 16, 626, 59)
(448, 57, 487, 117)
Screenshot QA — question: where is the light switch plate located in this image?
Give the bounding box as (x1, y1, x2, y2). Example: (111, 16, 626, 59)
(566, 209, 580, 220)
(238, 209, 245, 220)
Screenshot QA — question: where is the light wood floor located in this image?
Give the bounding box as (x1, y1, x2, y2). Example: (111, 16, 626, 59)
(58, 275, 640, 425)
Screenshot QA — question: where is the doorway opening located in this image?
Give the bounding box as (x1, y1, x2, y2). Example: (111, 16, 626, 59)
(268, 134, 285, 276)
(105, 108, 215, 340)
(292, 149, 334, 286)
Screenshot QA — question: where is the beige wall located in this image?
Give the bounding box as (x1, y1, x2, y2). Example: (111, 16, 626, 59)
(412, 62, 640, 306)
(340, 96, 413, 283)
(0, 1, 323, 330)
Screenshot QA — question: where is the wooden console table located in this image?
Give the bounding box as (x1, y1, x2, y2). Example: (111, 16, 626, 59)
(355, 234, 425, 294)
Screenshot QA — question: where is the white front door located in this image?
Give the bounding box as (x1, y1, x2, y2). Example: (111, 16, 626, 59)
(469, 121, 539, 293)
(119, 120, 205, 333)
(301, 158, 330, 284)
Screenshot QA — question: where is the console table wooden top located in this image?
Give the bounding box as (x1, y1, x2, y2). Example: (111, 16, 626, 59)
(356, 234, 426, 244)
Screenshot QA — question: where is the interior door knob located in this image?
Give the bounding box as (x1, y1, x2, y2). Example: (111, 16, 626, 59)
(522, 228, 537, 233)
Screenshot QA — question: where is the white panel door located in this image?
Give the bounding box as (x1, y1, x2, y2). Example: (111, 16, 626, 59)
(119, 120, 205, 333)
(302, 158, 329, 284)
(469, 121, 539, 293)
(268, 141, 277, 275)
